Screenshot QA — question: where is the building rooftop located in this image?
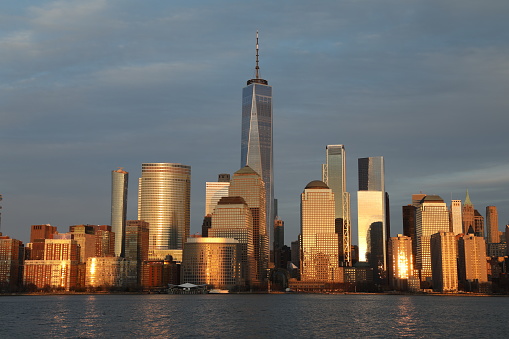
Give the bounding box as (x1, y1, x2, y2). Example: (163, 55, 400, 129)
(305, 180, 329, 190)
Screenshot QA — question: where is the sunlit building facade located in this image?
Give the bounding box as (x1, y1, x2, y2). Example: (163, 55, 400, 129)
(462, 190, 475, 234)
(322, 145, 351, 266)
(450, 200, 463, 235)
(241, 33, 274, 254)
(415, 195, 450, 281)
(300, 181, 341, 282)
(0, 235, 24, 291)
(210, 196, 255, 286)
(181, 237, 241, 289)
(431, 231, 458, 292)
(205, 180, 230, 216)
(458, 234, 488, 284)
(486, 206, 499, 244)
(357, 156, 386, 280)
(111, 168, 128, 257)
(388, 235, 414, 291)
(138, 163, 191, 258)
(86, 257, 137, 289)
(23, 239, 80, 291)
(228, 166, 268, 282)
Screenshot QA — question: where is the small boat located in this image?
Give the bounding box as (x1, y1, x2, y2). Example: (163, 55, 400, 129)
(208, 289, 229, 294)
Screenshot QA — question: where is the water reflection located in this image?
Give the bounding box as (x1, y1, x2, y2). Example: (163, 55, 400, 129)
(393, 296, 418, 337)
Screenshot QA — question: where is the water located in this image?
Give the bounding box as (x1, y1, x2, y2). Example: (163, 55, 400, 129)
(1, 294, 508, 338)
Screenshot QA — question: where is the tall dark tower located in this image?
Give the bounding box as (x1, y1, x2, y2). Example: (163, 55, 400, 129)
(241, 32, 274, 258)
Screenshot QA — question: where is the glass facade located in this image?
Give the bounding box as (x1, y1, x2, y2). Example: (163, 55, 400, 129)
(138, 163, 191, 256)
(181, 238, 241, 289)
(430, 232, 458, 292)
(358, 157, 384, 192)
(415, 196, 449, 280)
(205, 181, 230, 216)
(228, 166, 268, 282)
(210, 197, 255, 286)
(241, 82, 273, 254)
(111, 168, 128, 257)
(300, 181, 341, 282)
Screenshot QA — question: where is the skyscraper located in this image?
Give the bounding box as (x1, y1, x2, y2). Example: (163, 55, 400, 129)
(430, 231, 458, 292)
(300, 180, 341, 282)
(462, 190, 475, 234)
(450, 200, 462, 235)
(458, 233, 488, 286)
(486, 206, 499, 243)
(322, 145, 351, 266)
(415, 195, 450, 281)
(205, 174, 230, 216)
(241, 32, 273, 255)
(111, 168, 128, 257)
(357, 156, 386, 280)
(228, 166, 268, 282)
(138, 163, 191, 259)
(388, 234, 415, 291)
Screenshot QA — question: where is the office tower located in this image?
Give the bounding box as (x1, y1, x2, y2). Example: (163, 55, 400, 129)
(274, 218, 285, 268)
(300, 181, 341, 282)
(474, 210, 485, 238)
(24, 239, 80, 291)
(205, 174, 231, 216)
(458, 234, 488, 287)
(322, 145, 351, 266)
(357, 156, 386, 280)
(125, 220, 149, 263)
(111, 168, 128, 257)
(30, 224, 58, 243)
(486, 206, 499, 243)
(388, 235, 414, 291)
(241, 32, 274, 254)
(462, 190, 475, 234)
(68, 225, 97, 263)
(228, 166, 268, 282)
(94, 225, 115, 257)
(402, 205, 416, 246)
(210, 196, 255, 286)
(430, 231, 458, 292)
(86, 257, 137, 289)
(415, 195, 450, 281)
(0, 235, 24, 291)
(138, 163, 191, 259)
(450, 200, 463, 235)
(141, 258, 180, 288)
(181, 237, 241, 289)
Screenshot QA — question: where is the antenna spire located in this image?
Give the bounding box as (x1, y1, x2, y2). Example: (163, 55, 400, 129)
(246, 31, 268, 86)
(255, 31, 260, 79)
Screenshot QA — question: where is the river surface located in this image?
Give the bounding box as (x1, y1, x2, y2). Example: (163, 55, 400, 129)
(1, 294, 508, 338)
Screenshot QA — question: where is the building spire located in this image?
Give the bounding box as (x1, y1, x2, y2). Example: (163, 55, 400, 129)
(464, 189, 473, 206)
(255, 31, 260, 79)
(247, 31, 268, 86)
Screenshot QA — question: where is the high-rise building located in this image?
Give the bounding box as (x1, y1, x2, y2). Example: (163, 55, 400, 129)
(430, 231, 458, 292)
(462, 190, 475, 234)
(205, 175, 230, 216)
(86, 257, 137, 289)
(241, 32, 273, 254)
(30, 224, 58, 243)
(125, 220, 150, 285)
(458, 234, 488, 286)
(387, 235, 415, 291)
(450, 200, 463, 235)
(0, 235, 24, 291)
(111, 168, 128, 257)
(300, 181, 341, 282)
(415, 195, 450, 281)
(209, 196, 255, 286)
(486, 206, 499, 244)
(181, 237, 241, 289)
(138, 163, 191, 259)
(474, 209, 485, 238)
(228, 166, 268, 282)
(357, 156, 386, 281)
(322, 145, 351, 266)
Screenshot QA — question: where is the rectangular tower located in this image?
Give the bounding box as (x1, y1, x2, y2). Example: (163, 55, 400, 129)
(357, 156, 386, 281)
(450, 200, 462, 235)
(322, 145, 351, 266)
(430, 231, 458, 292)
(486, 206, 499, 243)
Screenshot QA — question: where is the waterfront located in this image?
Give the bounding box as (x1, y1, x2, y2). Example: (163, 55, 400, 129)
(2, 294, 508, 338)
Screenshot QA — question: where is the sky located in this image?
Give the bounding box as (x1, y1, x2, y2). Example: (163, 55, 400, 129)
(1, 0, 508, 245)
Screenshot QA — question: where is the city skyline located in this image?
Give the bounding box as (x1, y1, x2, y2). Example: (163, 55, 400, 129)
(1, 1, 509, 245)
